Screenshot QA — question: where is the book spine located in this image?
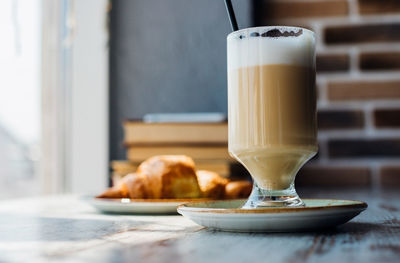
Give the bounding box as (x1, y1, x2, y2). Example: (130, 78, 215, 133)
(126, 147, 233, 162)
(123, 123, 228, 145)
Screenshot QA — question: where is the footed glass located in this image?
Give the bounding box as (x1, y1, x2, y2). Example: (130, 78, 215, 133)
(227, 26, 318, 208)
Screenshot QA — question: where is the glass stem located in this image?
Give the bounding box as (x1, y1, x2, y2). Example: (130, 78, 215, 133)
(242, 181, 304, 208)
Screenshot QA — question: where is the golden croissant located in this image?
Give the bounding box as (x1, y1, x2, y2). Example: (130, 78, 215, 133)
(97, 155, 252, 199)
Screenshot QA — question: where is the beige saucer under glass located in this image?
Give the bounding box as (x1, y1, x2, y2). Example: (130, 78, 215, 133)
(177, 199, 367, 232)
(227, 26, 317, 208)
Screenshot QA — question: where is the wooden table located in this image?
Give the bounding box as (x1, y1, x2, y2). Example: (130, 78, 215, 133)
(0, 190, 399, 263)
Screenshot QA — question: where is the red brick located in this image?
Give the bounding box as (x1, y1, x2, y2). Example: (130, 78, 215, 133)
(359, 0, 400, 15)
(297, 166, 371, 187)
(325, 23, 400, 44)
(374, 109, 400, 128)
(360, 52, 400, 71)
(327, 80, 400, 101)
(318, 110, 364, 130)
(257, 0, 348, 19)
(328, 139, 400, 158)
(380, 166, 400, 188)
(316, 54, 350, 73)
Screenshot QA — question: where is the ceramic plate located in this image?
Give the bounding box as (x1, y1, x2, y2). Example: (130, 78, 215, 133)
(178, 199, 367, 232)
(85, 197, 210, 214)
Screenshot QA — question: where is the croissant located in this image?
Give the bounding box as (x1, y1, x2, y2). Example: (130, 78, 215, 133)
(196, 170, 228, 199)
(136, 155, 201, 198)
(97, 172, 147, 199)
(97, 155, 252, 199)
(224, 181, 253, 199)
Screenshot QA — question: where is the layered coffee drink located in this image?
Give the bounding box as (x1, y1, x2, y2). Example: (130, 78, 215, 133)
(227, 27, 317, 207)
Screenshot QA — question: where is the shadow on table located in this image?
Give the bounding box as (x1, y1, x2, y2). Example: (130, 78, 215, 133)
(204, 221, 399, 237)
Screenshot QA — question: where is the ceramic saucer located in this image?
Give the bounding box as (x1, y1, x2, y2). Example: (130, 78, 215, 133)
(85, 196, 209, 214)
(177, 199, 367, 232)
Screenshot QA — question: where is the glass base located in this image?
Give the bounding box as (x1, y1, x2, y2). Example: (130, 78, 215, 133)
(242, 182, 304, 208)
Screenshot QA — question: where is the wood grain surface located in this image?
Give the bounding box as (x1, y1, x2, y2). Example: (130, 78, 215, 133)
(0, 190, 398, 263)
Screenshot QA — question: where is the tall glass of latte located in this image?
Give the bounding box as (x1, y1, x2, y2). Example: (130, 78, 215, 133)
(227, 26, 317, 208)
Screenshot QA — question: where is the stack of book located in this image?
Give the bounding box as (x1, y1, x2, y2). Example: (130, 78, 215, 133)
(111, 121, 233, 179)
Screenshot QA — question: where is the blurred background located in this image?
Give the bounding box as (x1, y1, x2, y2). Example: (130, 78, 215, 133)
(1, 0, 399, 199)
(0, 0, 41, 198)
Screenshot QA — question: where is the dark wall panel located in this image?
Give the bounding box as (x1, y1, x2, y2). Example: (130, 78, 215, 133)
(109, 0, 252, 160)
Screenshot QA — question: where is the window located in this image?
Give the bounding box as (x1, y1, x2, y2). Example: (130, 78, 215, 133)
(0, 0, 109, 198)
(0, 0, 41, 199)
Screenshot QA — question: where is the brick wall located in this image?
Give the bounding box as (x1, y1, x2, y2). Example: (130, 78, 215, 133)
(254, 0, 400, 189)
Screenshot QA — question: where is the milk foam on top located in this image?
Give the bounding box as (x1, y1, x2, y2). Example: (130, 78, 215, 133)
(227, 27, 315, 71)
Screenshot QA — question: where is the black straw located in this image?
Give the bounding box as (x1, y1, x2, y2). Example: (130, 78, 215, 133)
(224, 0, 239, 31)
